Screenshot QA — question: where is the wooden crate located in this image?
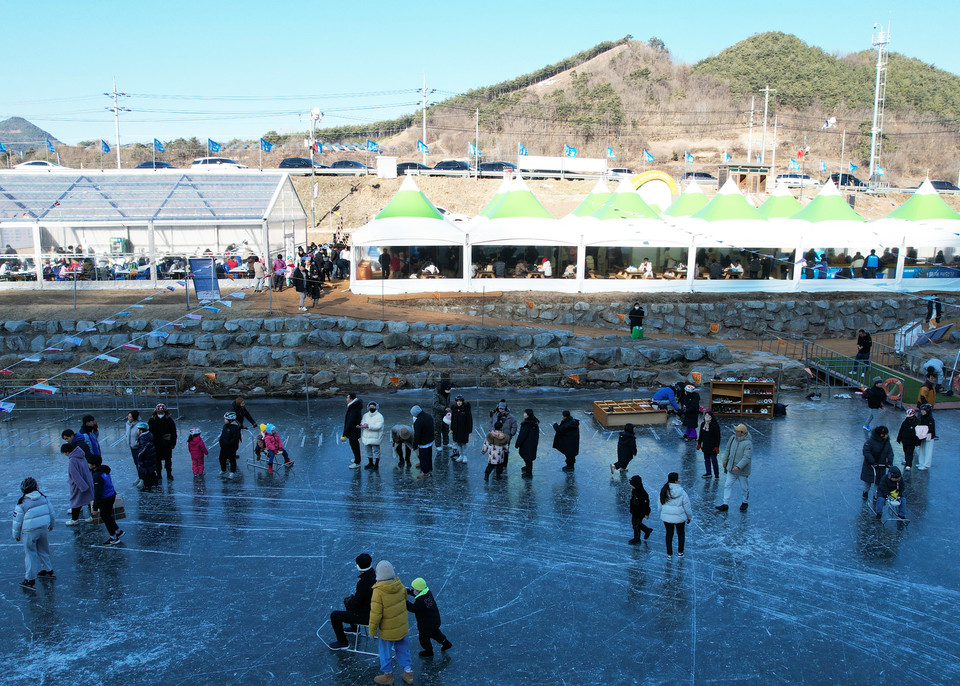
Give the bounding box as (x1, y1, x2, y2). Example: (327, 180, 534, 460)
(592, 400, 668, 428)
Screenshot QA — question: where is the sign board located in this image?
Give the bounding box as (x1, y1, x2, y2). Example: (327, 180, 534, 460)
(189, 257, 220, 301)
(376, 156, 397, 179)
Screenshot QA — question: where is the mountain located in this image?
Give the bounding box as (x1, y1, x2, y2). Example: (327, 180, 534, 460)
(0, 117, 61, 154)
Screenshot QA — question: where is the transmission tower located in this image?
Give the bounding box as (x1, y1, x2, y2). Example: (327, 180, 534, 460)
(868, 23, 890, 182)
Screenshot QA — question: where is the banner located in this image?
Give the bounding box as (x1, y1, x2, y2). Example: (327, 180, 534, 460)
(518, 143, 528, 156)
(563, 144, 578, 157)
(154, 138, 165, 153)
(606, 147, 616, 159)
(101, 140, 110, 153)
(643, 149, 654, 162)
(417, 139, 429, 153)
(46, 139, 56, 153)
(260, 138, 274, 152)
(208, 138, 221, 153)
(189, 257, 220, 301)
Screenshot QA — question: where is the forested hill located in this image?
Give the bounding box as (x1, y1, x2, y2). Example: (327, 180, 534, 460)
(692, 32, 960, 120)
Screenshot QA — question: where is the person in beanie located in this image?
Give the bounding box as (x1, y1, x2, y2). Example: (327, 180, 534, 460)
(88, 455, 123, 546)
(627, 301, 645, 332)
(343, 393, 364, 470)
(896, 409, 921, 471)
(916, 403, 936, 470)
(329, 553, 377, 650)
(861, 426, 893, 500)
(187, 428, 208, 476)
(697, 410, 722, 479)
(218, 412, 242, 479)
(488, 400, 519, 467)
(716, 424, 752, 512)
(874, 466, 907, 520)
(360, 402, 385, 471)
(481, 430, 509, 480)
(369, 560, 414, 684)
(411, 405, 434, 478)
(392, 424, 414, 468)
(515, 409, 540, 477)
(553, 409, 580, 472)
(610, 423, 637, 474)
(628, 475, 653, 544)
(13, 477, 55, 590)
(62, 442, 94, 526)
(406, 577, 452, 657)
(449, 395, 473, 463)
(680, 385, 700, 440)
(134, 422, 158, 491)
(148, 402, 177, 481)
(862, 377, 888, 431)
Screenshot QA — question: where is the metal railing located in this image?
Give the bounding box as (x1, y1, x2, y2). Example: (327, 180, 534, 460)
(0, 378, 179, 417)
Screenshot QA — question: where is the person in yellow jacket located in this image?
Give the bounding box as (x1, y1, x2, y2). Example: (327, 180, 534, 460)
(368, 560, 414, 684)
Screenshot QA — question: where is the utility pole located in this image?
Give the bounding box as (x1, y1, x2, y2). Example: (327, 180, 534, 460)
(771, 115, 778, 177)
(308, 108, 323, 230)
(759, 86, 776, 164)
(746, 96, 755, 162)
(104, 77, 128, 168)
(419, 74, 435, 167)
(869, 23, 890, 182)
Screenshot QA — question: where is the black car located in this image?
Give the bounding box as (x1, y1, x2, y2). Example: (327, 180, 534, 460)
(397, 162, 430, 175)
(478, 161, 518, 174)
(829, 173, 865, 188)
(134, 161, 177, 170)
(278, 157, 329, 169)
(930, 180, 960, 192)
(432, 160, 474, 172)
(330, 160, 372, 174)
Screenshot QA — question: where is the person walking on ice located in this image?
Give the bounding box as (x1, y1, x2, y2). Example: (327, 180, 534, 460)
(406, 576, 452, 657)
(716, 424, 752, 512)
(628, 475, 653, 544)
(659, 472, 691, 558)
(12, 477, 55, 590)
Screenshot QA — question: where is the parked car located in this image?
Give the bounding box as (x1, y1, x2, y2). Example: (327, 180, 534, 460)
(478, 161, 518, 174)
(828, 173, 865, 188)
(12, 160, 69, 170)
(775, 173, 820, 188)
(432, 160, 474, 172)
(135, 161, 178, 170)
(930, 180, 960, 192)
(680, 171, 718, 186)
(436, 206, 470, 222)
(278, 157, 328, 169)
(190, 157, 248, 169)
(397, 161, 431, 175)
(329, 160, 372, 174)
(606, 167, 636, 180)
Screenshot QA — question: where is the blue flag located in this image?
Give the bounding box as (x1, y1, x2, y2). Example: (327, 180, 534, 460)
(518, 143, 528, 156)
(756, 155, 762, 163)
(849, 162, 858, 172)
(208, 138, 221, 153)
(0, 141, 6, 154)
(789, 158, 800, 171)
(366, 139, 380, 152)
(606, 147, 616, 160)
(876, 164, 885, 176)
(315, 141, 322, 153)
(819, 160, 826, 172)
(417, 139, 429, 153)
(643, 149, 654, 162)
(260, 138, 274, 152)
(100, 140, 110, 153)
(154, 138, 165, 153)
(684, 152, 693, 163)
(46, 139, 55, 153)
(564, 144, 577, 158)
(723, 152, 731, 163)
(469, 142, 481, 157)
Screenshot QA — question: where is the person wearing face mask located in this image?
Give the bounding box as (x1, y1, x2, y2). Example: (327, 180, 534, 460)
(360, 402, 385, 471)
(148, 403, 177, 482)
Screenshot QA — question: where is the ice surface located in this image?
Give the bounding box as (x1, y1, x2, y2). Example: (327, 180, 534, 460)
(0, 390, 958, 685)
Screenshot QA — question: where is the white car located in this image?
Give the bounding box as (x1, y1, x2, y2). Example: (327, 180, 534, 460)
(776, 173, 820, 188)
(13, 160, 69, 170)
(190, 157, 248, 169)
(436, 206, 470, 222)
(606, 167, 635, 180)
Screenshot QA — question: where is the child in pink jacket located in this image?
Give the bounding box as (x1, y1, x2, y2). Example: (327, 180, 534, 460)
(264, 424, 294, 474)
(187, 428, 208, 476)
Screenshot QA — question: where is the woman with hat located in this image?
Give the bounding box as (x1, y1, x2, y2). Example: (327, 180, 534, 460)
(148, 402, 177, 482)
(895, 408, 921, 471)
(449, 395, 473, 463)
(218, 412, 242, 479)
(680, 385, 701, 441)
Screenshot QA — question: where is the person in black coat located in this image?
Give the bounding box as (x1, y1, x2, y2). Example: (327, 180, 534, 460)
(292, 261, 308, 311)
(329, 553, 377, 649)
(449, 395, 473, 463)
(515, 409, 540, 477)
(308, 258, 324, 306)
(342, 393, 363, 469)
(378, 249, 391, 279)
(697, 410, 722, 478)
(553, 410, 580, 472)
(134, 423, 158, 491)
(406, 577, 452, 657)
(230, 396, 256, 429)
(681, 385, 700, 440)
(862, 377, 888, 431)
(412, 405, 435, 478)
(610, 423, 637, 474)
(896, 409, 921, 470)
(627, 302, 645, 332)
(861, 425, 893, 499)
(628, 475, 653, 544)
(218, 412, 242, 478)
(148, 402, 177, 481)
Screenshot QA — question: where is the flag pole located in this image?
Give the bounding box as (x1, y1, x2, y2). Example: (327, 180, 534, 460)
(475, 107, 479, 181)
(259, 140, 262, 172)
(771, 115, 778, 177)
(839, 129, 845, 182)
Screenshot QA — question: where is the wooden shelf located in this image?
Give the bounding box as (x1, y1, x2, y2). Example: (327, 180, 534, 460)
(593, 400, 668, 428)
(709, 381, 776, 418)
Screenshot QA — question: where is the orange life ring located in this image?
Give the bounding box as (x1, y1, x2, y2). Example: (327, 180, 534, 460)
(882, 377, 903, 402)
(952, 375, 960, 395)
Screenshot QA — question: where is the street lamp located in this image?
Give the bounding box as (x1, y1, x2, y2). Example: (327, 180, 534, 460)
(308, 108, 323, 231)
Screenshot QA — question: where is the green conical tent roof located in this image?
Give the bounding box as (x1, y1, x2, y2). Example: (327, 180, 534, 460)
(758, 182, 804, 219)
(478, 174, 513, 217)
(662, 179, 709, 217)
(691, 178, 765, 222)
(887, 179, 960, 221)
(569, 178, 611, 217)
(375, 176, 443, 220)
(591, 178, 659, 220)
(486, 175, 553, 219)
(791, 179, 865, 222)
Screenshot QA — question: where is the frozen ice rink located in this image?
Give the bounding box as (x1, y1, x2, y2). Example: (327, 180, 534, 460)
(1, 389, 958, 685)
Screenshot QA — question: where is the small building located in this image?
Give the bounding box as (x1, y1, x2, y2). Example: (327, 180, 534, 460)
(717, 163, 772, 195)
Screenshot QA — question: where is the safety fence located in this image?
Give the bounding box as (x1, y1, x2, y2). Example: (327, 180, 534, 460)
(0, 378, 179, 417)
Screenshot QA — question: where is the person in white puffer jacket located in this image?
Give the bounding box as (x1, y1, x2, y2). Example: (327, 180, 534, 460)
(360, 401, 385, 471)
(658, 472, 692, 559)
(12, 477, 56, 590)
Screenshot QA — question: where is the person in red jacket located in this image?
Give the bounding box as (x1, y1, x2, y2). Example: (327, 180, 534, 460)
(186, 428, 208, 476)
(263, 423, 294, 474)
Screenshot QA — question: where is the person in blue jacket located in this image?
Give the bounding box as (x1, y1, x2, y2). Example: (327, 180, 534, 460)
(652, 384, 681, 412)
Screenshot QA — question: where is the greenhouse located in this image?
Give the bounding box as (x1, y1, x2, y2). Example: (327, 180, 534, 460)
(0, 171, 306, 287)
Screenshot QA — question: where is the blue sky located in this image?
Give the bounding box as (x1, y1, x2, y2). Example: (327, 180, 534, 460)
(5, 0, 954, 145)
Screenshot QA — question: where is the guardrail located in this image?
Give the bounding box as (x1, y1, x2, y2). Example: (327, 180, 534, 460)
(0, 378, 180, 417)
